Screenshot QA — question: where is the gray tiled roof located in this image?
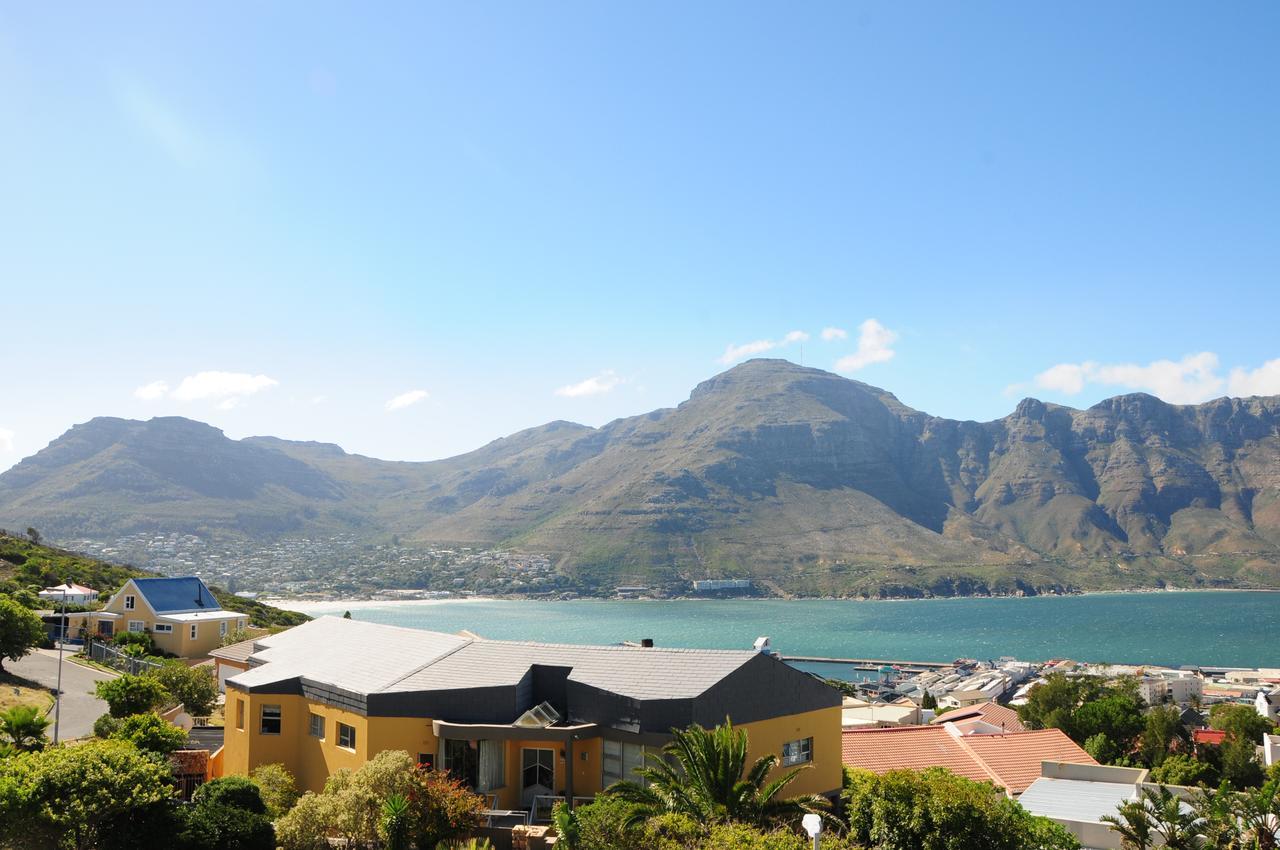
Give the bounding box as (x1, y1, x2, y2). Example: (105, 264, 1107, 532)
(227, 615, 758, 700)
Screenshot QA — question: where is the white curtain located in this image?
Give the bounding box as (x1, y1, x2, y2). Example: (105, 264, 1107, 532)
(478, 740, 505, 791)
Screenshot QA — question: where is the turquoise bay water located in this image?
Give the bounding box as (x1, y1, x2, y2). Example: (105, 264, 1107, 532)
(291, 591, 1278, 670)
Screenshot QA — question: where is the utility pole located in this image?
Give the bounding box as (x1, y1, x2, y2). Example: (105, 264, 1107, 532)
(52, 582, 67, 744)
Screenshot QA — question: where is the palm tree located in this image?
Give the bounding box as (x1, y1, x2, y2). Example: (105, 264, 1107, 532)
(606, 719, 829, 829)
(1103, 800, 1156, 850)
(1234, 777, 1279, 850)
(1141, 785, 1205, 850)
(1193, 782, 1243, 850)
(0, 705, 51, 752)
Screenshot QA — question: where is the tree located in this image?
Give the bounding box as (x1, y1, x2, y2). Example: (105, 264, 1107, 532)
(109, 712, 190, 755)
(184, 777, 275, 850)
(0, 739, 175, 850)
(250, 761, 299, 819)
(1074, 693, 1145, 760)
(1149, 753, 1217, 787)
(1210, 703, 1273, 789)
(844, 766, 1079, 850)
(608, 720, 830, 829)
(921, 691, 938, 710)
(95, 673, 169, 717)
(1140, 785, 1204, 850)
(343, 610, 352, 619)
(1210, 703, 1277, 742)
(25, 528, 39, 546)
(410, 767, 486, 850)
(149, 662, 218, 716)
(0, 705, 50, 752)
(1139, 705, 1188, 768)
(1101, 800, 1154, 850)
(0, 593, 46, 672)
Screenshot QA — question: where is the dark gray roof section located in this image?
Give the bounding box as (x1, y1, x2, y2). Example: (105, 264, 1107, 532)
(131, 577, 220, 614)
(227, 616, 840, 733)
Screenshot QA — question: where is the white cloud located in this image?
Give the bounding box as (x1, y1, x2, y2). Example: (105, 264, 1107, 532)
(1029, 352, 1228, 404)
(310, 395, 328, 405)
(835, 319, 898, 372)
(171, 371, 279, 402)
(717, 330, 815, 364)
(0, 428, 13, 454)
(133, 380, 169, 400)
(385, 389, 429, 412)
(555, 371, 623, 398)
(1228, 359, 1280, 397)
(821, 327, 848, 341)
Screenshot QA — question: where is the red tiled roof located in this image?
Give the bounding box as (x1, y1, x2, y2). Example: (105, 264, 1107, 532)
(962, 730, 1094, 794)
(841, 724, 1096, 795)
(929, 701, 1027, 733)
(1194, 728, 1227, 745)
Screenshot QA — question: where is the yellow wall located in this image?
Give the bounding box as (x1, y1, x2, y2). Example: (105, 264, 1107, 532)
(221, 691, 841, 801)
(94, 581, 248, 658)
(740, 705, 843, 797)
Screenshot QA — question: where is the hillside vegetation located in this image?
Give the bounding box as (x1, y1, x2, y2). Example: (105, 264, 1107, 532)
(2, 359, 1279, 597)
(0, 532, 308, 627)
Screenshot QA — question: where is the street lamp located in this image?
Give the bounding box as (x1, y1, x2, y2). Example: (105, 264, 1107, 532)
(802, 813, 823, 850)
(52, 581, 68, 744)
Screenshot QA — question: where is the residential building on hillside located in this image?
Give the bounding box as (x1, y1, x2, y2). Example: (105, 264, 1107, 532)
(928, 701, 1026, 735)
(210, 637, 258, 692)
(840, 697, 921, 728)
(221, 617, 843, 807)
(841, 722, 1096, 797)
(87, 577, 247, 657)
(38, 581, 98, 604)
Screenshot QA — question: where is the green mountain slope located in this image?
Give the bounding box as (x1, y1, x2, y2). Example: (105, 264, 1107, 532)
(0, 532, 309, 627)
(2, 359, 1279, 596)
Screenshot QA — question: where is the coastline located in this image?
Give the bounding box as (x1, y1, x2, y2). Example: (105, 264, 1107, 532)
(265, 585, 1280, 614)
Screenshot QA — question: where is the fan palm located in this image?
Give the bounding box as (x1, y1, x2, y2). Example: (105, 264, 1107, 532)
(1141, 785, 1205, 850)
(0, 705, 51, 752)
(1102, 800, 1156, 850)
(606, 719, 829, 829)
(1193, 782, 1243, 850)
(1234, 777, 1279, 850)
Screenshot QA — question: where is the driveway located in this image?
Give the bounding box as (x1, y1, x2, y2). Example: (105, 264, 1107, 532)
(7, 648, 114, 741)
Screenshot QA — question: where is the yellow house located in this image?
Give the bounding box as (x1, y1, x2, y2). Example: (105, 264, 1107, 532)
(222, 617, 842, 808)
(88, 577, 248, 658)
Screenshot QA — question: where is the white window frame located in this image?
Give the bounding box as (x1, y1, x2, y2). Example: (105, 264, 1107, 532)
(153, 623, 173, 633)
(337, 722, 356, 750)
(260, 704, 282, 735)
(308, 713, 325, 739)
(521, 747, 556, 797)
(128, 620, 146, 633)
(220, 621, 228, 637)
(781, 737, 813, 767)
(124, 594, 135, 611)
(189, 624, 198, 640)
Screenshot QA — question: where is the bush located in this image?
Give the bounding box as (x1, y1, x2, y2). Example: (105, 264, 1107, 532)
(109, 712, 190, 755)
(149, 662, 218, 716)
(193, 776, 269, 815)
(250, 762, 299, 819)
(1149, 753, 1217, 787)
(95, 674, 169, 717)
(181, 796, 275, 850)
(93, 712, 122, 738)
(113, 630, 158, 655)
(0, 593, 45, 673)
(410, 767, 486, 850)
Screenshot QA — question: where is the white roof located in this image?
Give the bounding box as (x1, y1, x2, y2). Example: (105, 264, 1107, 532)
(158, 610, 245, 623)
(1018, 777, 1138, 823)
(40, 583, 96, 595)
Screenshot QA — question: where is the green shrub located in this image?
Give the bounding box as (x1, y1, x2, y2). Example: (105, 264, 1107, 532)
(93, 712, 122, 738)
(95, 674, 169, 717)
(180, 797, 275, 850)
(109, 712, 190, 755)
(250, 761, 299, 819)
(149, 662, 218, 716)
(193, 776, 269, 815)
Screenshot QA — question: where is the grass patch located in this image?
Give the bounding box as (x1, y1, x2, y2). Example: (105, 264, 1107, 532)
(0, 672, 54, 714)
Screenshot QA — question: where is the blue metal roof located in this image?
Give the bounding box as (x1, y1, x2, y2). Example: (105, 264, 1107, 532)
(132, 576, 221, 614)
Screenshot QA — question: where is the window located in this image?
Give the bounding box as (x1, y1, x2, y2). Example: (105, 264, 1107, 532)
(781, 737, 813, 766)
(309, 713, 325, 739)
(443, 739, 479, 789)
(521, 748, 555, 795)
(417, 753, 435, 770)
(478, 740, 504, 791)
(190, 624, 198, 640)
(602, 740, 648, 786)
(124, 595, 135, 610)
(260, 705, 281, 735)
(337, 722, 356, 750)
(220, 621, 228, 637)
(239, 619, 247, 630)
(153, 623, 173, 633)
(128, 620, 145, 633)
(236, 699, 245, 731)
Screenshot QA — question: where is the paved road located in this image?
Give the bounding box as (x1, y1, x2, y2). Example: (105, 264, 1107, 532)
(7, 648, 114, 741)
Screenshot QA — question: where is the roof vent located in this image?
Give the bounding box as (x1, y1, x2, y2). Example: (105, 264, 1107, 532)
(753, 636, 772, 653)
(513, 701, 562, 729)
(640, 638, 654, 648)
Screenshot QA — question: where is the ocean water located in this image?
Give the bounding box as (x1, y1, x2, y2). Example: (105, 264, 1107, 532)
(285, 591, 1279, 670)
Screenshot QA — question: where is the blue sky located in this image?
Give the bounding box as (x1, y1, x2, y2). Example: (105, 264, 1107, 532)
(2, 3, 1278, 467)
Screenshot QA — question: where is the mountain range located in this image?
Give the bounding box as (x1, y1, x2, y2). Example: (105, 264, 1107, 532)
(3, 359, 1279, 596)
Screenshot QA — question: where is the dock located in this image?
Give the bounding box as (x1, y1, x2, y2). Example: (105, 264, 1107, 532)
(781, 655, 953, 674)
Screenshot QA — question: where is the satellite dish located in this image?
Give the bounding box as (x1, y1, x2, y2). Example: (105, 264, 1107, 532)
(174, 712, 194, 731)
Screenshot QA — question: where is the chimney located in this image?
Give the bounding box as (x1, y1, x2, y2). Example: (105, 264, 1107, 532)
(640, 638, 654, 648)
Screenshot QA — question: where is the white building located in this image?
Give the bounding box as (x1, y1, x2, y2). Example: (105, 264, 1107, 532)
(38, 582, 98, 604)
(1257, 690, 1278, 722)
